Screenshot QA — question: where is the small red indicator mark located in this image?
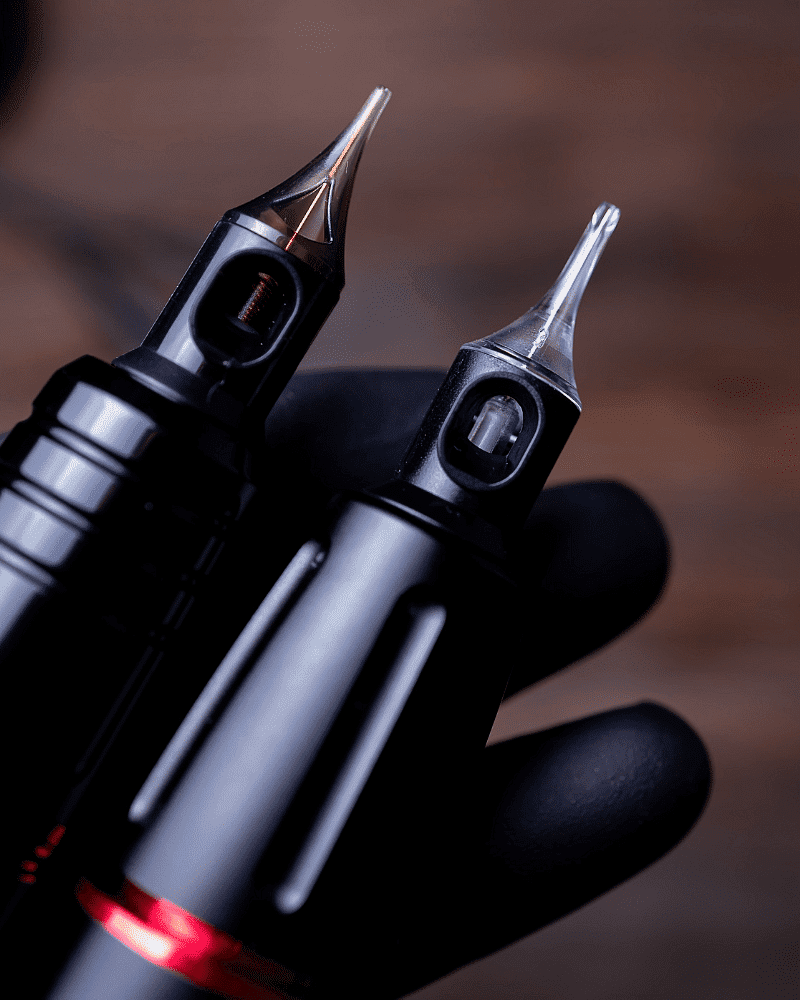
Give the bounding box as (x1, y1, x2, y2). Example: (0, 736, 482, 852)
(47, 825, 67, 846)
(18, 824, 67, 883)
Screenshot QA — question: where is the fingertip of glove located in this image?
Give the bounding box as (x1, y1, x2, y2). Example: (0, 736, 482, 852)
(485, 699, 713, 883)
(263, 369, 447, 492)
(527, 479, 670, 591)
(505, 481, 671, 689)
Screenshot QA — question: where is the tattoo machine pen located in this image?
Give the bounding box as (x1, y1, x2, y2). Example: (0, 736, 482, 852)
(0, 87, 391, 931)
(45, 204, 620, 999)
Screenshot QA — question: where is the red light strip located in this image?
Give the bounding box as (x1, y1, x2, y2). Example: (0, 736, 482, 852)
(18, 824, 67, 884)
(76, 876, 302, 1000)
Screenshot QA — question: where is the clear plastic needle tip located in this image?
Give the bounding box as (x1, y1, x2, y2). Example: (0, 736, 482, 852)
(474, 202, 620, 407)
(226, 86, 392, 282)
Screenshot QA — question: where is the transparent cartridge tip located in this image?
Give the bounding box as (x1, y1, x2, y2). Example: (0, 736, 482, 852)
(473, 202, 620, 406)
(227, 86, 392, 281)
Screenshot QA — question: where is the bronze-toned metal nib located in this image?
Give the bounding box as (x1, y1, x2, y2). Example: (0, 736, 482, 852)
(225, 87, 392, 282)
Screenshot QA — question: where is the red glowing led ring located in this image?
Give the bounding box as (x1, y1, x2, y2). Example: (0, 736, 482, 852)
(76, 876, 305, 1000)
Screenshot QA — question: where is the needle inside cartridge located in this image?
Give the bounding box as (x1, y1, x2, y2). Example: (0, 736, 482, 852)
(228, 86, 392, 276)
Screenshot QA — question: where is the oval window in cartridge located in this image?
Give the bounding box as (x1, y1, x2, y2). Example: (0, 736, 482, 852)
(192, 252, 298, 367)
(439, 376, 543, 490)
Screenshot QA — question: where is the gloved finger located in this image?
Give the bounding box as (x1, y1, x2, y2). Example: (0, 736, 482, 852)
(249, 701, 711, 999)
(260, 369, 448, 498)
(503, 478, 669, 696)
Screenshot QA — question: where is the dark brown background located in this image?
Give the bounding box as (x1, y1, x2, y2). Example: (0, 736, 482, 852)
(0, 2, 797, 997)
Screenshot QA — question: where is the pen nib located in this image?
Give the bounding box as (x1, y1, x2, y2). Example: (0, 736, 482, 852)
(475, 203, 620, 406)
(227, 86, 391, 281)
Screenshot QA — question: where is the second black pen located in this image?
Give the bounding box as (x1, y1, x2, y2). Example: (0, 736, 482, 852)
(0, 86, 391, 993)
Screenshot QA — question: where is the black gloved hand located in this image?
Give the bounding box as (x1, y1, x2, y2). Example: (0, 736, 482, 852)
(0, 367, 710, 1000)
(235, 368, 712, 1000)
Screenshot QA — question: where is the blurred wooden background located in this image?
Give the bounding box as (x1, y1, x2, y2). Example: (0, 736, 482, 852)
(0, 1, 797, 997)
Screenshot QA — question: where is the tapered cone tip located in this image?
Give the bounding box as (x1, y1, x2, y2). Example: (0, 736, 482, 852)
(272, 87, 391, 242)
(539, 202, 620, 326)
(473, 203, 621, 407)
(227, 87, 392, 281)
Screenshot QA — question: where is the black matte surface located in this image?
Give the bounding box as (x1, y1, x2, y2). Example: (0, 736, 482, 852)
(0, 370, 710, 999)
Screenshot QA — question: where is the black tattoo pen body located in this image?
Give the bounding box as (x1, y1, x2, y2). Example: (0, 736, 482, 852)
(0, 87, 391, 952)
(42, 205, 620, 999)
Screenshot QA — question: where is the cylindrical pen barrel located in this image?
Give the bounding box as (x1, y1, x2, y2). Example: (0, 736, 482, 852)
(0, 354, 248, 905)
(40, 495, 514, 997)
(0, 88, 393, 998)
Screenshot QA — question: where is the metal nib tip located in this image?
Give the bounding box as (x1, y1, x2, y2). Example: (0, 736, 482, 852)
(226, 87, 392, 281)
(474, 203, 621, 407)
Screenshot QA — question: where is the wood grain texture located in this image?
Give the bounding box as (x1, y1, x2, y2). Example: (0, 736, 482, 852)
(0, 2, 797, 997)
